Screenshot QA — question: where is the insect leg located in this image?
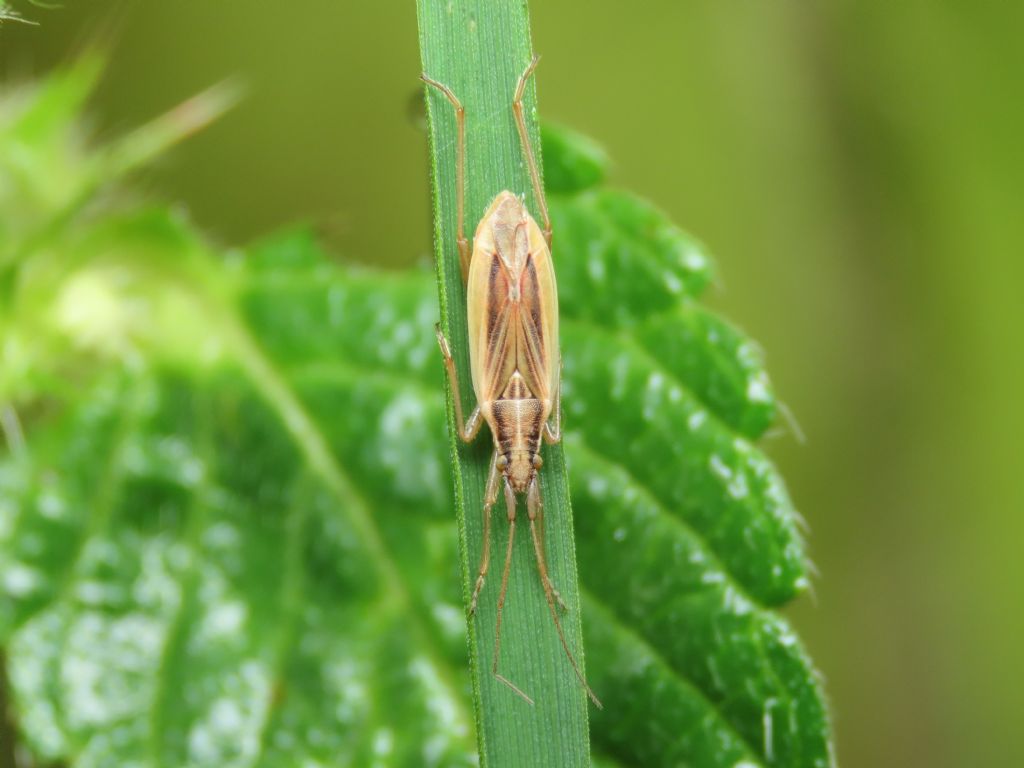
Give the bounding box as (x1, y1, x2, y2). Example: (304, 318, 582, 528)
(527, 476, 602, 709)
(435, 324, 483, 442)
(469, 452, 500, 614)
(420, 73, 471, 278)
(512, 54, 551, 248)
(531, 479, 566, 613)
(493, 478, 534, 705)
(543, 356, 563, 444)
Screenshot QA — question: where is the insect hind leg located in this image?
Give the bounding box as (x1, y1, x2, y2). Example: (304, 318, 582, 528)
(531, 478, 566, 612)
(469, 452, 501, 614)
(527, 476, 602, 708)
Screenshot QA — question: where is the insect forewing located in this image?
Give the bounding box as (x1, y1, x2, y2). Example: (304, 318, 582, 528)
(466, 197, 516, 404)
(466, 193, 558, 407)
(516, 213, 558, 402)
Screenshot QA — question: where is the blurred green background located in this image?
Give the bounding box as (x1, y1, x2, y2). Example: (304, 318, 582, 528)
(2, 2, 1022, 766)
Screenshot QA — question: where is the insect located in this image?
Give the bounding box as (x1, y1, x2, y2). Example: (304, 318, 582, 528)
(422, 56, 601, 709)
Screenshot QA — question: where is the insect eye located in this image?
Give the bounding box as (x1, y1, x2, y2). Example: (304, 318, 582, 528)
(496, 455, 509, 471)
(532, 454, 543, 469)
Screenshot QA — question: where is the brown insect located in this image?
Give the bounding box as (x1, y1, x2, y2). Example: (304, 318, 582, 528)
(422, 56, 601, 708)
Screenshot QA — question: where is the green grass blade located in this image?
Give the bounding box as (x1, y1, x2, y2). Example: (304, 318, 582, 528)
(416, 2, 592, 765)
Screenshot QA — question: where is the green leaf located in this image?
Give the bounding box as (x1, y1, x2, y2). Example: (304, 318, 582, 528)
(1, 58, 833, 768)
(541, 123, 609, 195)
(542, 132, 829, 766)
(2, 217, 477, 766)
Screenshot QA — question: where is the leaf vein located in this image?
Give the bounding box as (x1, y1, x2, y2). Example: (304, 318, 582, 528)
(218, 309, 472, 732)
(581, 591, 764, 766)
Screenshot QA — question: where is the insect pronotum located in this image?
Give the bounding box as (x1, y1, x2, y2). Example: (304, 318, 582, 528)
(422, 56, 601, 709)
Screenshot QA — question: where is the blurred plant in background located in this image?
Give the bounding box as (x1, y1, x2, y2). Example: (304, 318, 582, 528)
(0, 4, 24, 24)
(0, 55, 236, 402)
(2, 1, 1023, 766)
(0, 56, 478, 767)
(0, 52, 831, 766)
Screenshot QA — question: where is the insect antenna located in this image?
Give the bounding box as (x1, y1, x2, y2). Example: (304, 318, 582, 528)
(492, 493, 534, 705)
